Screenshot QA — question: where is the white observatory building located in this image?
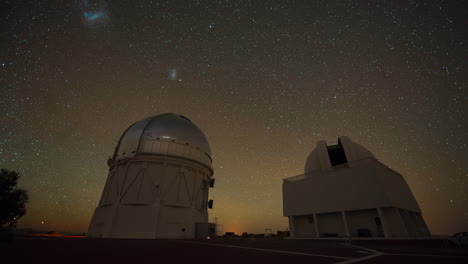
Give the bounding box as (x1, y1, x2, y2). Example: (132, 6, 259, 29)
(283, 136, 430, 238)
(87, 113, 215, 239)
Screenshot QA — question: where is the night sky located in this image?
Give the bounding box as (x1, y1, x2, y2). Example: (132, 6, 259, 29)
(1, 0, 466, 235)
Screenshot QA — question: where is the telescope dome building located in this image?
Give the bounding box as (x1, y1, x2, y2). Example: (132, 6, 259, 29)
(87, 113, 215, 239)
(283, 136, 430, 238)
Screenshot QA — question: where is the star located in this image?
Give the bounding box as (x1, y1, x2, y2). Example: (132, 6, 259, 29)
(1, 0, 465, 236)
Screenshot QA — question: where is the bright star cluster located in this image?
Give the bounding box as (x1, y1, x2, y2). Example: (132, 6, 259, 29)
(0, 0, 466, 235)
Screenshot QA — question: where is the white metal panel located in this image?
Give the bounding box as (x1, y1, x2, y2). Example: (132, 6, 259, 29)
(141, 139, 153, 153)
(142, 113, 211, 156)
(138, 171, 156, 204)
(100, 172, 119, 206)
(115, 118, 151, 161)
(113, 113, 212, 169)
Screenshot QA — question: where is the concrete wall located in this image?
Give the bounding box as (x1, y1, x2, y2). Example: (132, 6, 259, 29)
(374, 163, 421, 212)
(317, 212, 345, 237)
(399, 209, 431, 237)
(283, 159, 422, 217)
(284, 160, 387, 216)
(289, 207, 429, 238)
(381, 207, 408, 237)
(347, 209, 380, 237)
(293, 215, 317, 237)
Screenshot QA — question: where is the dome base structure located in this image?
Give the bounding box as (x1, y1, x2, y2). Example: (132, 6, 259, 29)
(87, 114, 215, 239)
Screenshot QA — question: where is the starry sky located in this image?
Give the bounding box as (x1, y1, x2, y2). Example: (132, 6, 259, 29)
(1, 0, 466, 235)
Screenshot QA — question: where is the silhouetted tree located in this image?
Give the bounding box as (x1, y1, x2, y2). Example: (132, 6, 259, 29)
(0, 169, 29, 239)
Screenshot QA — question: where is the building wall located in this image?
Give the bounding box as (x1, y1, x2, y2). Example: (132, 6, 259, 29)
(346, 209, 381, 237)
(317, 212, 345, 237)
(399, 209, 431, 237)
(284, 160, 388, 216)
(409, 211, 425, 237)
(283, 159, 422, 216)
(87, 155, 211, 238)
(416, 212, 431, 236)
(290, 207, 429, 238)
(293, 215, 316, 237)
(374, 164, 421, 212)
(87, 205, 116, 238)
(381, 207, 408, 237)
(110, 205, 159, 238)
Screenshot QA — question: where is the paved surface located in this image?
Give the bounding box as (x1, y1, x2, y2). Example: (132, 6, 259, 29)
(1, 237, 467, 263)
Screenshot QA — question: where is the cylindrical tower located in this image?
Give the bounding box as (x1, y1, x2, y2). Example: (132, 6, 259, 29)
(87, 113, 214, 238)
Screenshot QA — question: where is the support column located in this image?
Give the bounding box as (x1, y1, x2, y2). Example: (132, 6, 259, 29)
(409, 211, 423, 237)
(341, 211, 350, 237)
(377, 207, 391, 237)
(313, 213, 319, 238)
(402, 209, 414, 236)
(289, 216, 295, 238)
(412, 212, 424, 237)
(395, 207, 408, 237)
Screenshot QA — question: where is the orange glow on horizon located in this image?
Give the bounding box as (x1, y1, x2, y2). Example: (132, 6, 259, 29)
(32, 234, 85, 238)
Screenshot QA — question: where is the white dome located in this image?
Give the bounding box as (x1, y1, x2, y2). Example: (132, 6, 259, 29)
(305, 136, 374, 174)
(112, 113, 212, 169)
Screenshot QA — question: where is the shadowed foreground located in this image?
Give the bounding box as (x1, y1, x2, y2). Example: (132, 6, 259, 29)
(1, 237, 467, 264)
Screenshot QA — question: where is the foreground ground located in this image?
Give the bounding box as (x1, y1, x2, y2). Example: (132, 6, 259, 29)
(1, 237, 467, 264)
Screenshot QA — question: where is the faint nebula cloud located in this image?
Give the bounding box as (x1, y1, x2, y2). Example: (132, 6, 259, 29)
(168, 68, 177, 80)
(80, 0, 110, 26)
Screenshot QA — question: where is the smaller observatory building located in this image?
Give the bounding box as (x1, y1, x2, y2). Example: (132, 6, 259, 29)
(87, 113, 215, 239)
(283, 136, 430, 238)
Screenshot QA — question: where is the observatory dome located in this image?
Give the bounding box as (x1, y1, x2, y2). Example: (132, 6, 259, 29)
(305, 136, 374, 174)
(112, 113, 212, 170)
(88, 113, 215, 239)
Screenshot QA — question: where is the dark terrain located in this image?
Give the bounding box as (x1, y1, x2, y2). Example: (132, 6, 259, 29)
(1, 237, 467, 264)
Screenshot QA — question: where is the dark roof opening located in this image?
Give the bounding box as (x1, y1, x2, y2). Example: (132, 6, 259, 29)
(327, 140, 348, 166)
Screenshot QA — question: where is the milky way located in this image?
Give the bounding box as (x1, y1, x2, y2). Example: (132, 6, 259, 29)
(0, 0, 466, 234)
